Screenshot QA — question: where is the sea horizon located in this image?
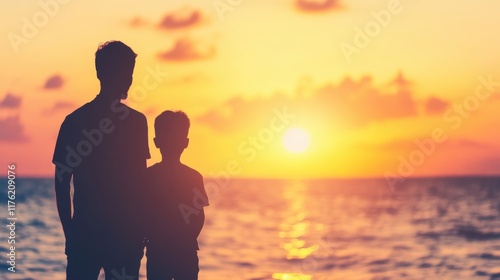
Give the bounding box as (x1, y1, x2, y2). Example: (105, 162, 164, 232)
(3, 174, 500, 181)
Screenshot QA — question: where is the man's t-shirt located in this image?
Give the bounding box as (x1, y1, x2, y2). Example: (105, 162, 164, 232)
(146, 162, 209, 253)
(53, 96, 150, 243)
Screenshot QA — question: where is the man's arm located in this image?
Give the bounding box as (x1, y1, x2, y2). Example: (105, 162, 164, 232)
(134, 114, 150, 241)
(55, 168, 73, 240)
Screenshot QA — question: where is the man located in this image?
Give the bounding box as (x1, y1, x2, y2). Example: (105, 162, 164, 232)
(53, 41, 150, 280)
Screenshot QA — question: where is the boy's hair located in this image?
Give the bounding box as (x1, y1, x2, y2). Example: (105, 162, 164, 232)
(95, 41, 137, 82)
(155, 110, 190, 139)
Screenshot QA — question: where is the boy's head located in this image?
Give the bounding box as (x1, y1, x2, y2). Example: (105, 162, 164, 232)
(154, 110, 190, 160)
(95, 41, 137, 99)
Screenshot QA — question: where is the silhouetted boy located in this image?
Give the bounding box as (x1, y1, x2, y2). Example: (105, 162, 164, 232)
(146, 110, 209, 280)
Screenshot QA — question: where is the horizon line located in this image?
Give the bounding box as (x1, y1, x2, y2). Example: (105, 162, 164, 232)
(2, 174, 500, 181)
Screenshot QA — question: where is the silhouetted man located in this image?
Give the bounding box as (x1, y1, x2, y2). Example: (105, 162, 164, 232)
(53, 41, 150, 280)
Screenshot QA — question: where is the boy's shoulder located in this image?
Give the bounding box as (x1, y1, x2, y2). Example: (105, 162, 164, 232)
(179, 163, 203, 181)
(179, 164, 208, 206)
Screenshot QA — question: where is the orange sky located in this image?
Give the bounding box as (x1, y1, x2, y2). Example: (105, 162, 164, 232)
(1, 0, 500, 179)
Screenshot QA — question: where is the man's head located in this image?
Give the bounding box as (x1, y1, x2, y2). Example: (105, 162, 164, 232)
(95, 41, 137, 99)
(154, 110, 190, 160)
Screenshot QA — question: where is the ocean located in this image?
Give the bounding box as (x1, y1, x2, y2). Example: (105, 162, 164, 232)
(1, 177, 500, 280)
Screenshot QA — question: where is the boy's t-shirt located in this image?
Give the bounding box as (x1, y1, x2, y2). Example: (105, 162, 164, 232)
(146, 162, 209, 253)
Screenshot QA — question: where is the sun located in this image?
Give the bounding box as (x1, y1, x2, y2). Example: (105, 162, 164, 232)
(283, 127, 310, 154)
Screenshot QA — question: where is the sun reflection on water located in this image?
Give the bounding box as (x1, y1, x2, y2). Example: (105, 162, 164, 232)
(275, 181, 320, 279)
(272, 272, 313, 280)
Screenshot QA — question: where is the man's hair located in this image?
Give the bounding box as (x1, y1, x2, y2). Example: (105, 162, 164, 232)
(155, 110, 190, 139)
(95, 41, 137, 81)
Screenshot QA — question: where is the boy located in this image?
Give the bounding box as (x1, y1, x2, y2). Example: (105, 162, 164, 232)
(146, 110, 209, 280)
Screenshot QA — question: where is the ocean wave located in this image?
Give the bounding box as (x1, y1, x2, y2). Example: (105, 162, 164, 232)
(455, 225, 500, 241)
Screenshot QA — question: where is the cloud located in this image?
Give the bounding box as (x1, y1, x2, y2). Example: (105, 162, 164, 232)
(327, 75, 417, 121)
(166, 72, 206, 85)
(295, 0, 340, 12)
(198, 73, 417, 130)
(44, 74, 64, 90)
(196, 93, 293, 132)
(369, 137, 492, 152)
(158, 38, 215, 61)
(43, 101, 76, 115)
(436, 142, 499, 176)
(129, 17, 149, 27)
(0, 115, 28, 142)
(448, 139, 492, 149)
(467, 156, 500, 175)
(0, 93, 22, 109)
(425, 96, 449, 115)
(158, 7, 203, 29)
(196, 72, 451, 132)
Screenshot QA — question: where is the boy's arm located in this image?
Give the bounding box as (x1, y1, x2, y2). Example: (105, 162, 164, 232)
(190, 208, 205, 239)
(55, 168, 73, 240)
(188, 174, 208, 238)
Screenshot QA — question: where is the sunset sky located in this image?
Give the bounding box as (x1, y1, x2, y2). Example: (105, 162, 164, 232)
(1, 0, 500, 179)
